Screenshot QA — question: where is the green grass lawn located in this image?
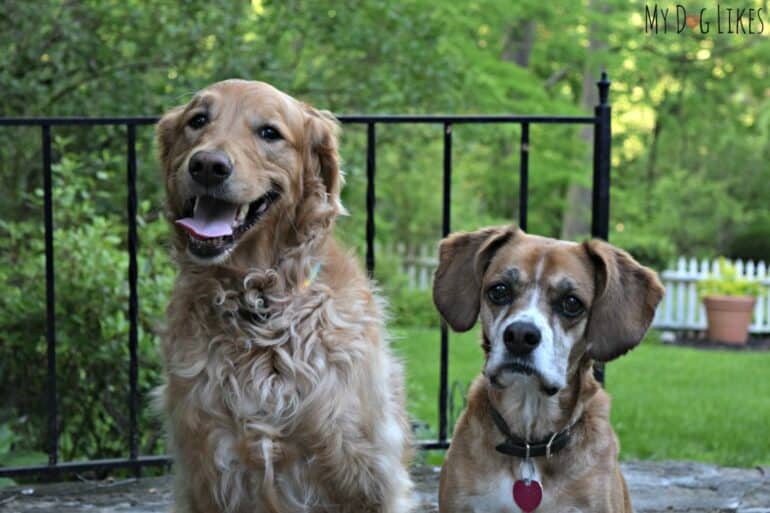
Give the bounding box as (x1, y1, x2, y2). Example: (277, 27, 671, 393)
(391, 327, 770, 468)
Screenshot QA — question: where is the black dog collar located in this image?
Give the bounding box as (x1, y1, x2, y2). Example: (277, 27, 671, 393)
(489, 403, 576, 459)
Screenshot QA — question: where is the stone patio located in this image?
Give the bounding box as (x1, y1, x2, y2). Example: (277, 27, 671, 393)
(1, 460, 768, 513)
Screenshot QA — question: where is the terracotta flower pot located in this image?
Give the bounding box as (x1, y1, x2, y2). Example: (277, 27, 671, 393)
(702, 295, 756, 344)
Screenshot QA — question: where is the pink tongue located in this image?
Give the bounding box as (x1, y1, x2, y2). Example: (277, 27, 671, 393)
(175, 197, 239, 239)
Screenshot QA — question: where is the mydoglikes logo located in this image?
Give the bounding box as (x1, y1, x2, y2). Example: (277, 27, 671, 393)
(644, 4, 765, 33)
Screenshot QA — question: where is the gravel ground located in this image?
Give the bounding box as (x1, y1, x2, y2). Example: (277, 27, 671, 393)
(1, 460, 769, 512)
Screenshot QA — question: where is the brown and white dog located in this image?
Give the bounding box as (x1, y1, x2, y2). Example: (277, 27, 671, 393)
(155, 80, 413, 513)
(433, 225, 663, 513)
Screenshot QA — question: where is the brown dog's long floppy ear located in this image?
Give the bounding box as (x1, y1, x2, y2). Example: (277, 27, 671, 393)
(303, 105, 344, 212)
(433, 226, 516, 332)
(583, 240, 664, 361)
(155, 105, 185, 171)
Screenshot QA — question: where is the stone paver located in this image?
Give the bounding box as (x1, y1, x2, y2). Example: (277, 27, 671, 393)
(1, 461, 768, 512)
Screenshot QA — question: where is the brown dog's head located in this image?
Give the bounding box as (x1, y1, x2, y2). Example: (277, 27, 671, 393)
(156, 79, 342, 265)
(433, 225, 663, 394)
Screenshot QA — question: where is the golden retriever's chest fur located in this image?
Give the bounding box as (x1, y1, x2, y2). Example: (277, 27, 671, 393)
(160, 263, 389, 511)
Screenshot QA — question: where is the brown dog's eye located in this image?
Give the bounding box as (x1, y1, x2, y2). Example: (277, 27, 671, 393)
(487, 283, 512, 305)
(187, 113, 208, 130)
(560, 295, 585, 318)
(258, 126, 283, 141)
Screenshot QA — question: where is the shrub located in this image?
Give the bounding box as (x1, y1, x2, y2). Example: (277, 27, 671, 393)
(387, 286, 441, 328)
(0, 143, 173, 474)
(727, 216, 770, 263)
(375, 247, 441, 328)
(608, 229, 676, 272)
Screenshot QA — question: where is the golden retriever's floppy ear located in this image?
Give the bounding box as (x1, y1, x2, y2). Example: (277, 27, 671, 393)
(303, 105, 344, 212)
(156, 105, 184, 171)
(583, 240, 664, 361)
(433, 226, 516, 332)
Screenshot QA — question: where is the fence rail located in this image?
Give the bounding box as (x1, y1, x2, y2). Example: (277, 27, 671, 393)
(653, 257, 770, 333)
(0, 73, 612, 479)
(395, 243, 439, 290)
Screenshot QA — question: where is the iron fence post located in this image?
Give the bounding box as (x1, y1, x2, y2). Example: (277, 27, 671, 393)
(366, 123, 376, 276)
(42, 125, 59, 470)
(126, 124, 140, 477)
(518, 123, 530, 231)
(592, 71, 611, 241)
(592, 71, 612, 386)
(438, 123, 452, 445)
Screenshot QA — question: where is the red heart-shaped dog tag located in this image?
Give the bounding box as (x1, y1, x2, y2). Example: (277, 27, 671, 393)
(513, 479, 542, 512)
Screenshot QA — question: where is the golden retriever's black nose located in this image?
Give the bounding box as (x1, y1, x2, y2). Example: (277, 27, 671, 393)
(189, 150, 233, 187)
(504, 321, 541, 356)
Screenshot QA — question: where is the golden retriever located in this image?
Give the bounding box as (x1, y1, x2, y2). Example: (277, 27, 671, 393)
(155, 79, 414, 513)
(432, 226, 663, 513)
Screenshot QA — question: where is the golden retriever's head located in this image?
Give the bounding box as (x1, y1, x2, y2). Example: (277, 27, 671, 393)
(433, 225, 664, 394)
(156, 79, 342, 265)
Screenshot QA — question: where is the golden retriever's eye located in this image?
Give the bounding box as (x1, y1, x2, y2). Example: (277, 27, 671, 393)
(487, 283, 512, 306)
(258, 125, 283, 141)
(187, 113, 208, 130)
(559, 294, 585, 318)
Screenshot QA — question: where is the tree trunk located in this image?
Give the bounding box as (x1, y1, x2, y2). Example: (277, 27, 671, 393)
(561, 2, 606, 240)
(500, 20, 536, 220)
(502, 20, 536, 68)
(645, 114, 661, 218)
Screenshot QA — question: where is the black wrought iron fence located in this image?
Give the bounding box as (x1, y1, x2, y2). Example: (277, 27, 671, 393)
(0, 73, 611, 479)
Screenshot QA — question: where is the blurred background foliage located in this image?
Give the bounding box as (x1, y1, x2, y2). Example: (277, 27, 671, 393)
(1, 0, 769, 476)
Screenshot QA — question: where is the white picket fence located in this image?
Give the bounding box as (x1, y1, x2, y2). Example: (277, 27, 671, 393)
(396, 243, 438, 290)
(396, 245, 770, 334)
(653, 257, 770, 333)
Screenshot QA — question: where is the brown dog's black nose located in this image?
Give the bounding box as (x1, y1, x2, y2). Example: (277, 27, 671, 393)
(189, 150, 232, 187)
(503, 321, 541, 356)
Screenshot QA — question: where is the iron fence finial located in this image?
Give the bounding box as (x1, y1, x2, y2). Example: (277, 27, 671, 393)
(597, 70, 611, 106)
